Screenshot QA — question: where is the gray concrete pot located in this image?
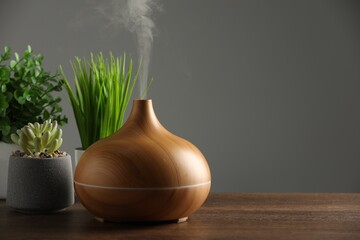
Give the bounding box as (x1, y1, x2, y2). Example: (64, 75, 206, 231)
(6, 155, 74, 213)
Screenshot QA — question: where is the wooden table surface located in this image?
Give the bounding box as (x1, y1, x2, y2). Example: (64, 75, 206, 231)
(1, 193, 360, 240)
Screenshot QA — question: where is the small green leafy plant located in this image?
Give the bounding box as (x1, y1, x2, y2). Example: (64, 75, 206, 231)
(0, 46, 67, 143)
(60, 52, 148, 150)
(11, 119, 63, 156)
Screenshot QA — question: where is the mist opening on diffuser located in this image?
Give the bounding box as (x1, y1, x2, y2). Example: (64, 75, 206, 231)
(97, 0, 160, 99)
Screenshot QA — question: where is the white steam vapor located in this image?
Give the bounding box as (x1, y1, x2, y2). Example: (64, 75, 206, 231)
(98, 0, 160, 99)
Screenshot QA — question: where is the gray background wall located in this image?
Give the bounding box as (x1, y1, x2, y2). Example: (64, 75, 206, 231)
(1, 0, 359, 192)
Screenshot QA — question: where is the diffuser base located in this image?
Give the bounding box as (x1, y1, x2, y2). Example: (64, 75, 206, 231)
(75, 182, 211, 224)
(94, 216, 189, 224)
(95, 217, 105, 223)
(176, 217, 188, 223)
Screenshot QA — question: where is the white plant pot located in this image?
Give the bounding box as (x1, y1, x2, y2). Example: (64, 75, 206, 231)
(0, 142, 19, 199)
(73, 148, 85, 174)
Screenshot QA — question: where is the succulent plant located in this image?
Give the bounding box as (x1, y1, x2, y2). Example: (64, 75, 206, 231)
(10, 119, 63, 156)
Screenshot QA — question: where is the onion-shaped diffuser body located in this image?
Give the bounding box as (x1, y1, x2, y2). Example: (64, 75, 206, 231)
(74, 99, 211, 222)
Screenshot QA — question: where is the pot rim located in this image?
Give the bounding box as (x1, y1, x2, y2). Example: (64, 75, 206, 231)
(9, 154, 71, 161)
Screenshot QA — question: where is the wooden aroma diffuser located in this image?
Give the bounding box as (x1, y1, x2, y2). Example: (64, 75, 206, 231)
(74, 99, 211, 222)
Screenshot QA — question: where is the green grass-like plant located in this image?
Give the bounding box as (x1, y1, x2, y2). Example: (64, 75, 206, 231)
(60, 52, 141, 150)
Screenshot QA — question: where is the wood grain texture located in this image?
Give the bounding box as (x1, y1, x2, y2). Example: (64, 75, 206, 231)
(1, 193, 360, 240)
(75, 99, 211, 221)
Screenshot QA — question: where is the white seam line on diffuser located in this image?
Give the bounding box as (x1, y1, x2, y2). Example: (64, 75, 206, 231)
(74, 180, 211, 190)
